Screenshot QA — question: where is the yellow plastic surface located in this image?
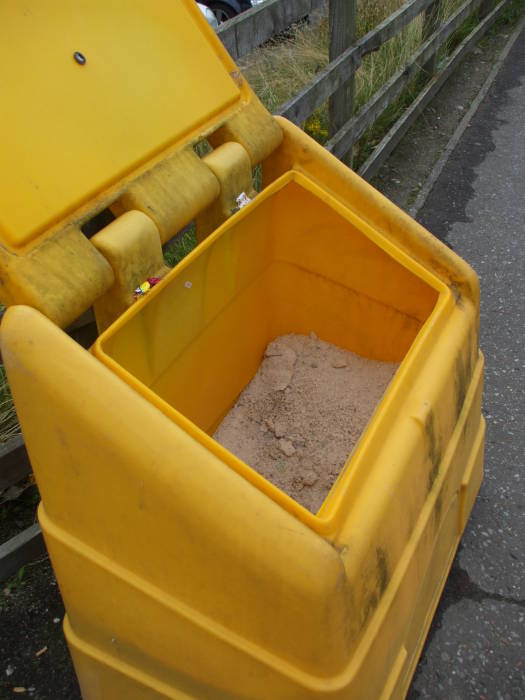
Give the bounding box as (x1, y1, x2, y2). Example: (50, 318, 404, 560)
(0, 2, 484, 697)
(1, 137, 484, 698)
(0, 0, 240, 250)
(91, 210, 168, 332)
(0, 224, 114, 328)
(196, 142, 255, 242)
(110, 146, 221, 246)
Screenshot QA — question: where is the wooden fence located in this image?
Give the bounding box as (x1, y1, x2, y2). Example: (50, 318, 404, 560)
(221, 0, 508, 174)
(0, 0, 510, 579)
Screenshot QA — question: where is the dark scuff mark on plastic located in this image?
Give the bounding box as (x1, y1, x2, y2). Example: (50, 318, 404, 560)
(455, 351, 469, 421)
(426, 410, 441, 492)
(449, 281, 464, 308)
(376, 547, 389, 596)
(361, 547, 390, 628)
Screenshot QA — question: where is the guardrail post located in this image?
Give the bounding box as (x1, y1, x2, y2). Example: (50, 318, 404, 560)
(422, 0, 443, 77)
(329, 0, 357, 164)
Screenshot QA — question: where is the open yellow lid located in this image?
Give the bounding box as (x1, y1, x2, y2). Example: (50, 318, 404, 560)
(0, 0, 243, 252)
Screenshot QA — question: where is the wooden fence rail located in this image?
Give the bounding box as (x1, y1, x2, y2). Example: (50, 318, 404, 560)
(217, 0, 326, 59)
(0, 523, 45, 582)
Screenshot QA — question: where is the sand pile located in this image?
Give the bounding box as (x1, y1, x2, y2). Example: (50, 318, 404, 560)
(214, 333, 398, 513)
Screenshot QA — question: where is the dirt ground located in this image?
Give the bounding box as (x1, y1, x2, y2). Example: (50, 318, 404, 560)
(0, 18, 520, 700)
(0, 560, 80, 699)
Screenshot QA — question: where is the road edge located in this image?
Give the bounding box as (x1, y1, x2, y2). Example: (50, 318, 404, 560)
(409, 12, 525, 220)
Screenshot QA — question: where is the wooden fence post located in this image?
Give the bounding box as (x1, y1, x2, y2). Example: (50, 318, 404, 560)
(328, 0, 357, 164)
(422, 0, 443, 77)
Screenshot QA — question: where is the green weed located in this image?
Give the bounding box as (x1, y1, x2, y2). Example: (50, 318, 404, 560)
(4, 566, 26, 594)
(163, 225, 197, 268)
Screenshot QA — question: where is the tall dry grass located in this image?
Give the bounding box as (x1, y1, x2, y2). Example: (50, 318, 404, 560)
(0, 364, 20, 443)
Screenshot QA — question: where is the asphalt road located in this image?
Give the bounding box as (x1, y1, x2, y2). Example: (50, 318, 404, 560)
(408, 22, 525, 700)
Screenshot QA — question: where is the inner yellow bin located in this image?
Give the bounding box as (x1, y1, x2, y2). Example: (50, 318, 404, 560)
(96, 171, 439, 506)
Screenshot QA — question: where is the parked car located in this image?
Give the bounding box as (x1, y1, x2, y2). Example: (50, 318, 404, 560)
(199, 1, 265, 24)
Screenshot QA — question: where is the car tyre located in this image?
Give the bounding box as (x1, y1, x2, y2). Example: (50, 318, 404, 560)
(205, 1, 237, 23)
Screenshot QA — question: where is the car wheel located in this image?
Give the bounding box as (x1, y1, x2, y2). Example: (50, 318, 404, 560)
(206, 2, 237, 23)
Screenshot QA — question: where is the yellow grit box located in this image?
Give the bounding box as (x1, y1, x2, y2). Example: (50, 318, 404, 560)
(0, 1, 484, 698)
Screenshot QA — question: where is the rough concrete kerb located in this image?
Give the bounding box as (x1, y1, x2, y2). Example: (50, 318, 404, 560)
(409, 13, 525, 221)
